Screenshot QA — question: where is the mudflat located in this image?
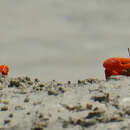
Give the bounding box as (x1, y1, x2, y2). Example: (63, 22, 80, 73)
(0, 75, 130, 130)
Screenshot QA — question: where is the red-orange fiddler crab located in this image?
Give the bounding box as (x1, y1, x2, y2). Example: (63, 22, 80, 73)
(0, 64, 9, 75)
(103, 48, 130, 79)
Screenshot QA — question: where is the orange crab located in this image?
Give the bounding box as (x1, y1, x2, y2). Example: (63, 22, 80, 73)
(0, 65, 9, 75)
(103, 48, 130, 79)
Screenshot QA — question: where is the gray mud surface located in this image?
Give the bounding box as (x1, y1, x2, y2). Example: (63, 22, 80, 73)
(1, 75, 130, 130)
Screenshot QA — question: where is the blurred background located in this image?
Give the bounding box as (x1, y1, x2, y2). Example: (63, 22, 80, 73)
(0, 0, 130, 81)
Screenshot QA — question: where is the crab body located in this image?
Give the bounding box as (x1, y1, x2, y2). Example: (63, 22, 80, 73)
(103, 57, 130, 79)
(0, 65, 9, 75)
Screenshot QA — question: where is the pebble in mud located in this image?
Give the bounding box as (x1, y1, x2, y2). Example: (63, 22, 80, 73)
(34, 78, 40, 83)
(24, 96, 30, 103)
(4, 119, 11, 125)
(1, 106, 8, 111)
(31, 120, 44, 130)
(62, 103, 86, 112)
(86, 104, 93, 110)
(48, 89, 58, 96)
(26, 112, 31, 115)
(8, 113, 13, 118)
(27, 81, 33, 85)
(58, 86, 66, 93)
(33, 101, 42, 106)
(17, 76, 31, 82)
(33, 83, 45, 91)
(0, 99, 9, 104)
(77, 80, 86, 85)
(0, 86, 3, 90)
(18, 90, 27, 94)
(8, 80, 22, 88)
(36, 83, 45, 91)
(33, 85, 41, 91)
(76, 119, 96, 127)
(31, 112, 49, 130)
(56, 81, 63, 86)
(24, 77, 33, 85)
(15, 105, 25, 111)
(62, 117, 96, 128)
(2, 100, 9, 105)
(120, 97, 130, 115)
(46, 81, 66, 96)
(85, 78, 101, 84)
(67, 80, 71, 84)
(25, 76, 31, 81)
(38, 84, 45, 88)
(91, 92, 109, 103)
(86, 106, 105, 119)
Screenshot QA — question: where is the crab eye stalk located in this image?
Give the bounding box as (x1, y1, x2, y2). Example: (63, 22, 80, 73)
(128, 48, 130, 57)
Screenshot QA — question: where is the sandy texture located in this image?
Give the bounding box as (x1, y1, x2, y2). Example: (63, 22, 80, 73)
(0, 75, 130, 130)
